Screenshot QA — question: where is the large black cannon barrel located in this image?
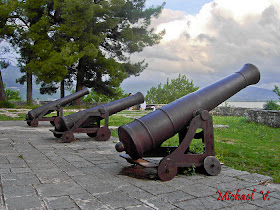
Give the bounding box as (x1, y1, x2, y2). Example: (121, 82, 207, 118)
(116, 64, 261, 159)
(55, 92, 145, 131)
(27, 88, 89, 120)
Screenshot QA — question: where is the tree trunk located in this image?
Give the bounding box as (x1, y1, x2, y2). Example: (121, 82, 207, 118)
(75, 58, 85, 106)
(0, 70, 7, 101)
(60, 80, 65, 98)
(26, 72, 32, 105)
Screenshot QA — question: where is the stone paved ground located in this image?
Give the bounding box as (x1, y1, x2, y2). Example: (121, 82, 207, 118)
(0, 121, 279, 209)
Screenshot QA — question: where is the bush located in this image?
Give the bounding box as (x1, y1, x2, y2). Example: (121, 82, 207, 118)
(0, 100, 16, 108)
(5, 88, 22, 101)
(263, 100, 280, 110)
(146, 74, 199, 104)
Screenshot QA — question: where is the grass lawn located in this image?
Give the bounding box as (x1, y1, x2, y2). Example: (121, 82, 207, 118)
(0, 109, 279, 183)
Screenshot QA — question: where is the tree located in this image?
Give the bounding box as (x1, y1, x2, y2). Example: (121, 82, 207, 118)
(1, 0, 164, 104)
(0, 46, 10, 101)
(0, 0, 44, 104)
(146, 74, 199, 104)
(273, 85, 280, 99)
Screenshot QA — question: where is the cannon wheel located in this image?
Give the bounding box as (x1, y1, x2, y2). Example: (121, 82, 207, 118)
(62, 131, 74, 143)
(87, 132, 97, 138)
(157, 158, 178, 181)
(53, 133, 63, 138)
(50, 121, 55, 126)
(96, 127, 111, 141)
(27, 121, 31, 126)
(30, 120, 39, 127)
(204, 156, 221, 176)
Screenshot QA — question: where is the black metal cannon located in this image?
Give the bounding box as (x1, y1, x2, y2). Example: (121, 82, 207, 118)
(115, 64, 261, 181)
(26, 88, 89, 127)
(51, 92, 144, 143)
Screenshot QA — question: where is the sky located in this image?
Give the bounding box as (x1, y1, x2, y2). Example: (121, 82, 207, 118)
(121, 0, 280, 94)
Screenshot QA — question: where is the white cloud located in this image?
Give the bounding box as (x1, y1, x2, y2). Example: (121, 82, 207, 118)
(130, 0, 280, 91)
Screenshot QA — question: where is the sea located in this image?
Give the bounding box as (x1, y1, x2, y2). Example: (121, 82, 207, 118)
(219, 102, 280, 109)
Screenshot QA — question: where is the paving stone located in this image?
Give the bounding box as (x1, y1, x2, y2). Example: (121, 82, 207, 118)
(139, 183, 177, 196)
(248, 196, 280, 207)
(5, 196, 45, 209)
(222, 203, 260, 209)
(71, 195, 110, 210)
(10, 167, 33, 173)
(174, 196, 232, 209)
(1, 172, 40, 186)
(43, 196, 77, 209)
(178, 183, 218, 197)
(207, 180, 255, 192)
(247, 183, 280, 193)
(118, 185, 156, 200)
(236, 173, 273, 183)
(36, 182, 88, 197)
(157, 190, 195, 203)
(33, 168, 73, 184)
(269, 190, 280, 200)
(140, 197, 179, 210)
(125, 205, 154, 209)
(0, 168, 10, 174)
(0, 163, 27, 169)
(3, 184, 37, 198)
(94, 190, 142, 209)
(221, 169, 250, 177)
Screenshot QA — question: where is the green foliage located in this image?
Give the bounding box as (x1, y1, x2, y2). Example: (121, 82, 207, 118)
(273, 85, 280, 99)
(82, 87, 127, 103)
(3, 83, 22, 101)
(263, 100, 280, 110)
(0, 100, 15, 108)
(5, 88, 22, 101)
(146, 74, 199, 104)
(1, 0, 165, 97)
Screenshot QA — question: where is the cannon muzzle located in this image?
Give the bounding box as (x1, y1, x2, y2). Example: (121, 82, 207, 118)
(27, 88, 89, 120)
(55, 92, 145, 132)
(116, 64, 260, 159)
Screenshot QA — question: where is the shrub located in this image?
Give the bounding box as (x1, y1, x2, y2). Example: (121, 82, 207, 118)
(0, 100, 16, 108)
(263, 100, 280, 110)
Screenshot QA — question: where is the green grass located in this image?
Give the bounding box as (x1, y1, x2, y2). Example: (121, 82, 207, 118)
(213, 116, 280, 183)
(0, 109, 279, 183)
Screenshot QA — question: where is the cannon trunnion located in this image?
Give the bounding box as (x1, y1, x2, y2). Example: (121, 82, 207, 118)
(51, 92, 144, 143)
(26, 88, 89, 127)
(115, 64, 261, 181)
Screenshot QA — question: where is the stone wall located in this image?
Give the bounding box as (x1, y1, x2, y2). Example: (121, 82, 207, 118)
(210, 106, 280, 128)
(246, 109, 280, 128)
(210, 106, 249, 117)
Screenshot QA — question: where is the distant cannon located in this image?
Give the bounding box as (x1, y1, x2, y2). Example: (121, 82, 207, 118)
(51, 92, 144, 143)
(116, 64, 261, 181)
(26, 88, 89, 127)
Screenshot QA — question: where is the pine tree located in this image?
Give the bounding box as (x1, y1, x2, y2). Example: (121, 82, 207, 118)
(1, 0, 164, 104)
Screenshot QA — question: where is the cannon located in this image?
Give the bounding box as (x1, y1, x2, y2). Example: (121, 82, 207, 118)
(26, 88, 89, 127)
(115, 64, 261, 181)
(51, 92, 144, 143)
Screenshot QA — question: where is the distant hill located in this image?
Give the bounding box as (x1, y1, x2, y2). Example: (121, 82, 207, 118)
(1, 65, 66, 100)
(228, 86, 279, 102)
(1, 65, 279, 102)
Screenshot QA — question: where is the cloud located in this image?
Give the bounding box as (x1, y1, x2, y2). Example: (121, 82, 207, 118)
(130, 0, 280, 90)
